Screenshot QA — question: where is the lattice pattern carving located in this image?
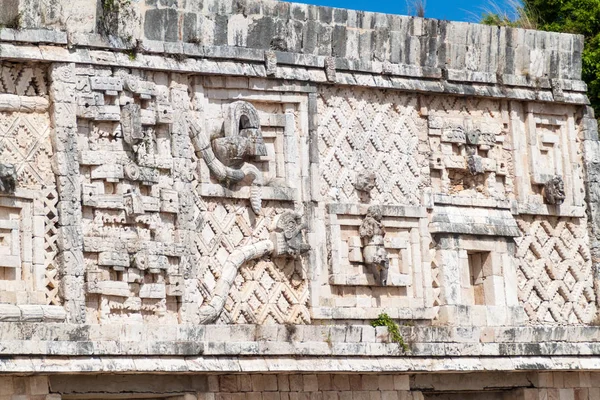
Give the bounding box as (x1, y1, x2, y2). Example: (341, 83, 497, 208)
(194, 196, 309, 324)
(430, 247, 441, 307)
(515, 216, 596, 324)
(318, 87, 427, 206)
(0, 75, 58, 306)
(0, 112, 53, 189)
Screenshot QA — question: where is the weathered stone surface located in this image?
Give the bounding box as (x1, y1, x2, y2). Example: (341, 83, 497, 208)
(0, 0, 597, 397)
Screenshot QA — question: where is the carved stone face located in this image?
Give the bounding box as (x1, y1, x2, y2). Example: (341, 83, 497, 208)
(277, 212, 299, 235)
(466, 129, 481, 145)
(366, 205, 383, 221)
(544, 176, 566, 205)
(355, 171, 376, 193)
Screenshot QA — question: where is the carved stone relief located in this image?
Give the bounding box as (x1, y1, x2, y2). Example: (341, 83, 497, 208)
(354, 170, 376, 194)
(359, 206, 389, 286)
(512, 102, 585, 215)
(271, 211, 311, 258)
(318, 87, 427, 206)
(515, 216, 596, 324)
(0, 164, 16, 194)
(543, 176, 566, 205)
(0, 63, 62, 315)
(427, 112, 511, 201)
(189, 100, 265, 214)
(192, 198, 310, 324)
(75, 68, 183, 323)
(315, 202, 431, 320)
(194, 92, 302, 208)
(65, 70, 312, 324)
(0, 58, 593, 329)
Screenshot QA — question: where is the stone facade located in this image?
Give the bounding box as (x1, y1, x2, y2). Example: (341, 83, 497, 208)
(0, 0, 599, 398)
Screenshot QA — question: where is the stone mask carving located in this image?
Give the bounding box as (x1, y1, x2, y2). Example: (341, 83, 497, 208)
(354, 170, 376, 193)
(213, 101, 268, 168)
(466, 129, 481, 145)
(544, 176, 566, 205)
(359, 205, 389, 286)
(272, 211, 311, 258)
(0, 163, 17, 194)
(189, 101, 265, 214)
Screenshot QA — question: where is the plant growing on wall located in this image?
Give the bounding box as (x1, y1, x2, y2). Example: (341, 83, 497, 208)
(99, 0, 133, 37)
(482, 0, 600, 117)
(371, 313, 409, 352)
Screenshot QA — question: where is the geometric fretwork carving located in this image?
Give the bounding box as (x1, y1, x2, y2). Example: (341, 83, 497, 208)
(194, 196, 309, 324)
(43, 188, 60, 305)
(0, 112, 53, 189)
(76, 69, 183, 323)
(318, 87, 427, 206)
(515, 216, 596, 324)
(0, 94, 57, 306)
(0, 62, 47, 96)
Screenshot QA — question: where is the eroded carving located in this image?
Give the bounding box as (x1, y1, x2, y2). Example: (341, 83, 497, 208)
(272, 211, 311, 258)
(467, 153, 484, 175)
(426, 107, 511, 200)
(189, 101, 266, 214)
(198, 240, 275, 324)
(543, 176, 566, 205)
(359, 206, 389, 286)
(354, 170, 376, 193)
(0, 163, 16, 194)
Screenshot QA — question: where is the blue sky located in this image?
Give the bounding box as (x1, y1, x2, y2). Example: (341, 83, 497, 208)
(291, 0, 516, 23)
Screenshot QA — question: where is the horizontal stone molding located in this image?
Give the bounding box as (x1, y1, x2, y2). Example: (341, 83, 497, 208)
(0, 324, 597, 359)
(0, 94, 48, 113)
(17, 1, 583, 86)
(0, 35, 589, 105)
(0, 305, 66, 322)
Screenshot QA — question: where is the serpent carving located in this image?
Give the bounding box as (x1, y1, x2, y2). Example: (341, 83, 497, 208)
(188, 101, 266, 214)
(198, 212, 310, 324)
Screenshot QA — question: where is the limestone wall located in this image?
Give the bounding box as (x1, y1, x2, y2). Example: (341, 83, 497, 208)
(0, 0, 598, 385)
(4, 373, 600, 399)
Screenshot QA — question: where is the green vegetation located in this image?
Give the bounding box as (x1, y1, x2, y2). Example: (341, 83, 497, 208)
(482, 0, 600, 116)
(99, 0, 132, 37)
(1, 12, 23, 30)
(324, 331, 333, 349)
(371, 313, 409, 352)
